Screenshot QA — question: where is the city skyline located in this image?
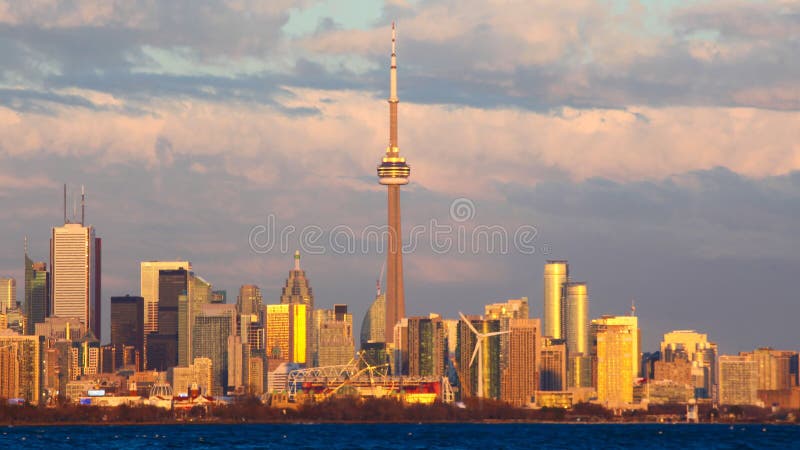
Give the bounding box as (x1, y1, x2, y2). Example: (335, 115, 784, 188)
(1, 1, 799, 356)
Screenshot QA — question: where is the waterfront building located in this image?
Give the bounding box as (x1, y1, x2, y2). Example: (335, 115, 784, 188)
(501, 318, 541, 406)
(595, 322, 635, 407)
(406, 314, 447, 377)
(719, 354, 760, 406)
(539, 338, 567, 392)
(0, 330, 44, 405)
(145, 268, 187, 370)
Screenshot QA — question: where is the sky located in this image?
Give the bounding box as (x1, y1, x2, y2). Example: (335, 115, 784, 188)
(0, 0, 798, 353)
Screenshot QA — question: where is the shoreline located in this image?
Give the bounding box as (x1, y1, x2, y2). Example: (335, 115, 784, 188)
(3, 420, 797, 427)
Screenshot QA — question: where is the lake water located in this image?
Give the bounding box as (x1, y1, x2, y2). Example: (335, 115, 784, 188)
(1, 423, 797, 448)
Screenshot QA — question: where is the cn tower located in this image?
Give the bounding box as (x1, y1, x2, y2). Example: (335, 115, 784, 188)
(377, 22, 410, 344)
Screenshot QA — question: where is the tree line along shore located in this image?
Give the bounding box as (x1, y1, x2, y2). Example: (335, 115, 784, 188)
(1, 397, 796, 425)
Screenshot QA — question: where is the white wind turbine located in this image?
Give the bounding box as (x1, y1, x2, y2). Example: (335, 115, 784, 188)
(459, 312, 511, 399)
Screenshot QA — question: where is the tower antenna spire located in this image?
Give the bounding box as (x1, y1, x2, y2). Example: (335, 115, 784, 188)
(63, 184, 67, 224)
(81, 184, 85, 226)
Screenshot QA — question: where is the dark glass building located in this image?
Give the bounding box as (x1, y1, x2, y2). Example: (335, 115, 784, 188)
(111, 295, 144, 370)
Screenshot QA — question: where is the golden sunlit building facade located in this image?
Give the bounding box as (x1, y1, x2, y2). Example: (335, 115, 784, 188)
(543, 261, 568, 339)
(266, 303, 307, 365)
(595, 323, 635, 407)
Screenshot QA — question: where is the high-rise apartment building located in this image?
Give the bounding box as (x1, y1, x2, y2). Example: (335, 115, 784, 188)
(0, 331, 44, 405)
(543, 261, 568, 339)
(595, 323, 635, 407)
(751, 348, 796, 391)
(140, 261, 191, 334)
(0, 277, 16, 310)
(456, 316, 502, 399)
(266, 303, 307, 365)
(501, 318, 540, 406)
(227, 334, 248, 394)
(314, 305, 355, 367)
(406, 314, 447, 377)
(593, 315, 640, 379)
(563, 282, 590, 388)
(110, 295, 144, 370)
(539, 339, 567, 392)
(719, 354, 760, 406)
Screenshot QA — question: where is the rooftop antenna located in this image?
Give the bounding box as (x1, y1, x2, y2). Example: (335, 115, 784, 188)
(377, 260, 386, 296)
(24, 236, 28, 256)
(63, 184, 68, 224)
(81, 185, 85, 226)
(630, 299, 636, 316)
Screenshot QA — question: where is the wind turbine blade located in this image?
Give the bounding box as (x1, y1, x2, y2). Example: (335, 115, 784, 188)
(469, 341, 481, 367)
(484, 330, 511, 337)
(458, 312, 479, 335)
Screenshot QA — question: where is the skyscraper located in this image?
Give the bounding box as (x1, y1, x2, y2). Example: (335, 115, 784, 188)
(751, 348, 795, 391)
(595, 322, 636, 407)
(0, 330, 44, 405)
(501, 318, 540, 406)
(145, 268, 187, 370)
(50, 223, 101, 338)
(592, 315, 640, 379)
(280, 251, 313, 362)
(543, 261, 568, 339)
(563, 282, 591, 388)
(539, 339, 567, 391)
(237, 284, 262, 315)
(192, 304, 236, 396)
(719, 354, 759, 406)
(140, 261, 191, 334)
(266, 303, 307, 365)
(377, 23, 411, 343)
(456, 316, 502, 400)
(178, 273, 213, 366)
(110, 295, 144, 370)
(0, 277, 16, 310)
(314, 305, 354, 367)
(360, 280, 386, 347)
(406, 314, 447, 377)
(24, 260, 49, 335)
